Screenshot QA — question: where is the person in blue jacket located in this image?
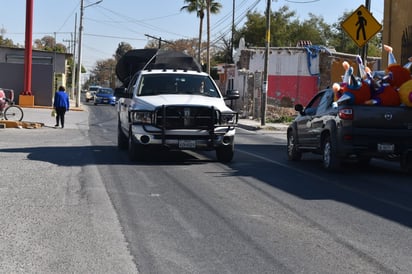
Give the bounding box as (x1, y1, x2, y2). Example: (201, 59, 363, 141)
(53, 86, 70, 128)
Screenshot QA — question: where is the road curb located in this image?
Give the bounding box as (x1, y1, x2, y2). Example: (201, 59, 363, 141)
(237, 122, 288, 132)
(0, 120, 44, 129)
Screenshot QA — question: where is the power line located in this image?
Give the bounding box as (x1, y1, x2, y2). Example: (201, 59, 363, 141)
(210, 0, 261, 47)
(144, 34, 173, 48)
(83, 33, 147, 41)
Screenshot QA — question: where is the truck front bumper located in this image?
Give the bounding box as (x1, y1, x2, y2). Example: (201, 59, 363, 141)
(130, 125, 236, 150)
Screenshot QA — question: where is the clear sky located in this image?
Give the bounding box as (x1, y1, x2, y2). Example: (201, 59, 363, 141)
(2, 0, 383, 73)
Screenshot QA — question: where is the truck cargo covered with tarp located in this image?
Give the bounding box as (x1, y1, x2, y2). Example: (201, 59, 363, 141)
(116, 49, 202, 87)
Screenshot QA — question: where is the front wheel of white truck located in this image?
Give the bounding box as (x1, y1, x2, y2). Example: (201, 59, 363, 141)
(216, 143, 234, 163)
(128, 131, 144, 162)
(117, 120, 128, 150)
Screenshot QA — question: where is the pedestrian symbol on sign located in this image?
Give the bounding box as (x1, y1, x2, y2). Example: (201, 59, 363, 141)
(341, 5, 382, 48)
(356, 10, 367, 41)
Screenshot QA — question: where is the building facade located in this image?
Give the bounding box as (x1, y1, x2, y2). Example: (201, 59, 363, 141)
(382, 0, 412, 68)
(0, 47, 70, 106)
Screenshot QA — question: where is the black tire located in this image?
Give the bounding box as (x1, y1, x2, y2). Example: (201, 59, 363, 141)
(128, 132, 144, 162)
(4, 105, 24, 121)
(216, 143, 234, 163)
(400, 153, 412, 174)
(358, 156, 371, 167)
(287, 130, 302, 161)
(322, 135, 341, 171)
(117, 121, 128, 150)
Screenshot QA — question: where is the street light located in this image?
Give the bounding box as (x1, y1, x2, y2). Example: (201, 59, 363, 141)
(76, 0, 102, 107)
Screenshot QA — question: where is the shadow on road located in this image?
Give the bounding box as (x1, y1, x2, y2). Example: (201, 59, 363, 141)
(0, 144, 212, 166)
(228, 143, 412, 229)
(2, 142, 411, 229)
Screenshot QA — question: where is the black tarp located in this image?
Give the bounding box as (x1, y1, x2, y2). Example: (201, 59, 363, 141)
(116, 49, 202, 86)
(145, 51, 202, 72)
(115, 48, 158, 86)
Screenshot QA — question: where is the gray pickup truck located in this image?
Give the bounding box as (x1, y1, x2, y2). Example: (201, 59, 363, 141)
(114, 49, 239, 162)
(287, 88, 412, 172)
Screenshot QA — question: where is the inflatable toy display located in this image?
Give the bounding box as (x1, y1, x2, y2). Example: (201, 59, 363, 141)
(334, 44, 412, 107)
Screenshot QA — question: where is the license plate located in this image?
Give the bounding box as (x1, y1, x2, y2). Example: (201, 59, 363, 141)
(377, 143, 394, 152)
(179, 140, 196, 149)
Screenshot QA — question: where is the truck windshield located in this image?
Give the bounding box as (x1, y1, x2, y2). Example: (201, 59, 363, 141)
(138, 74, 220, 98)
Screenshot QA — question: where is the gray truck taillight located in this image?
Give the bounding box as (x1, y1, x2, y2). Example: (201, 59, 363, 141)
(338, 108, 353, 120)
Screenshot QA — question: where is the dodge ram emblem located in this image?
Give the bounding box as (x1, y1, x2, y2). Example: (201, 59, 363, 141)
(184, 108, 191, 126)
(384, 112, 393, 120)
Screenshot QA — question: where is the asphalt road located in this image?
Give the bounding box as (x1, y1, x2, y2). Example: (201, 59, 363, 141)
(1, 103, 411, 273)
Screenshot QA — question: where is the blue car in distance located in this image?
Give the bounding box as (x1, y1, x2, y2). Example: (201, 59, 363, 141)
(93, 87, 116, 106)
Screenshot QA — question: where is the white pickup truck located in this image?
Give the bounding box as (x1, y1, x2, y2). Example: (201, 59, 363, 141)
(114, 49, 239, 162)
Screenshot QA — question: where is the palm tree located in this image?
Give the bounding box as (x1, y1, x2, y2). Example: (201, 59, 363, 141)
(181, 0, 222, 71)
(181, 0, 205, 63)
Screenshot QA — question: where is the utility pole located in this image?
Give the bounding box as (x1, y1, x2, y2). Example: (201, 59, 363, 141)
(76, 0, 85, 107)
(71, 14, 77, 100)
(53, 32, 57, 92)
(144, 34, 173, 49)
(206, 0, 211, 74)
(231, 0, 235, 64)
(76, 0, 102, 108)
(261, 0, 271, 126)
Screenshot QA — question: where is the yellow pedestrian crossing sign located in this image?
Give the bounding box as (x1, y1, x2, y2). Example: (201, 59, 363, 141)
(341, 5, 382, 48)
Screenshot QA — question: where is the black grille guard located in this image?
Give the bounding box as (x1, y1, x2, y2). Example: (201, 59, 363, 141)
(140, 105, 238, 146)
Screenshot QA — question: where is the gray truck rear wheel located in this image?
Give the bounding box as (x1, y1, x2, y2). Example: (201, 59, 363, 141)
(322, 135, 341, 171)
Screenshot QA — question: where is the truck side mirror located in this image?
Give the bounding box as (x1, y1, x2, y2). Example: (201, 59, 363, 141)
(224, 89, 240, 100)
(294, 104, 304, 115)
(114, 87, 130, 99)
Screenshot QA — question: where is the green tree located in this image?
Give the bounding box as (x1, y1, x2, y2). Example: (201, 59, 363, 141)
(163, 38, 200, 58)
(0, 27, 16, 47)
(181, 0, 206, 63)
(288, 14, 333, 46)
(213, 36, 232, 64)
(232, 5, 381, 57)
(89, 58, 117, 88)
(33, 35, 66, 53)
(114, 42, 133, 62)
(236, 6, 297, 48)
(0, 36, 15, 47)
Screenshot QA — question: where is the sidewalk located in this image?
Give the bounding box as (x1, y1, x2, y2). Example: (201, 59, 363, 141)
(237, 118, 289, 132)
(0, 99, 84, 129)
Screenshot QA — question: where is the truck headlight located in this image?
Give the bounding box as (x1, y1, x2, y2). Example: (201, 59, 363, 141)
(220, 112, 238, 125)
(130, 111, 153, 124)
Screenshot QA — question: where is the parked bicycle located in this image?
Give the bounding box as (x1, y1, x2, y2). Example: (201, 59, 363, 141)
(0, 89, 24, 121)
